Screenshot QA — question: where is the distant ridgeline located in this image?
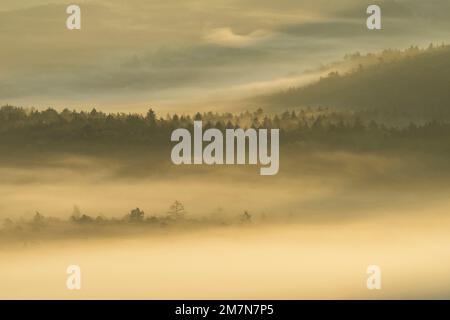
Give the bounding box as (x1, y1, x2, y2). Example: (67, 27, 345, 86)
(255, 44, 450, 118)
(1, 105, 450, 153)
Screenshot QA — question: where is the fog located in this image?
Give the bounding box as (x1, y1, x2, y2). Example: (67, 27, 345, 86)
(1, 209, 450, 299)
(0, 149, 450, 298)
(0, 149, 446, 221)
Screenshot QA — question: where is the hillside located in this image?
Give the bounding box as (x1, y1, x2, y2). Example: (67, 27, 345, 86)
(255, 44, 450, 118)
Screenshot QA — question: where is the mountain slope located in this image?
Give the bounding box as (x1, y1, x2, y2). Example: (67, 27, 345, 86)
(255, 45, 450, 115)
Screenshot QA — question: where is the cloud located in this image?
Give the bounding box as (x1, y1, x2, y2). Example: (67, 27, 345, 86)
(203, 28, 274, 47)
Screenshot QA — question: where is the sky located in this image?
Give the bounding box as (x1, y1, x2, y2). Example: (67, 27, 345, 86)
(0, 0, 449, 113)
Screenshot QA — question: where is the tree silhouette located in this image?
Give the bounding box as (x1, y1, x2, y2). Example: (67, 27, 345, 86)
(168, 201, 186, 219)
(240, 211, 252, 223)
(33, 212, 45, 226)
(72, 214, 94, 224)
(127, 208, 145, 222)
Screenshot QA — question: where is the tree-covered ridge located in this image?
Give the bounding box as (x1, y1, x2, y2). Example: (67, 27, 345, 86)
(256, 44, 450, 116)
(1, 105, 450, 154)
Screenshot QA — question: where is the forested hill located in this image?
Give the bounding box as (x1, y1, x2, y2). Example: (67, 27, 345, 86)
(256, 44, 450, 116)
(2, 106, 450, 156)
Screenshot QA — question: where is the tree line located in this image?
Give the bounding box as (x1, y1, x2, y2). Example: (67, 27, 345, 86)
(1, 105, 450, 153)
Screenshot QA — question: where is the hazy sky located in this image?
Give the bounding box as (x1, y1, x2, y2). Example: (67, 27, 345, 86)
(0, 0, 449, 113)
